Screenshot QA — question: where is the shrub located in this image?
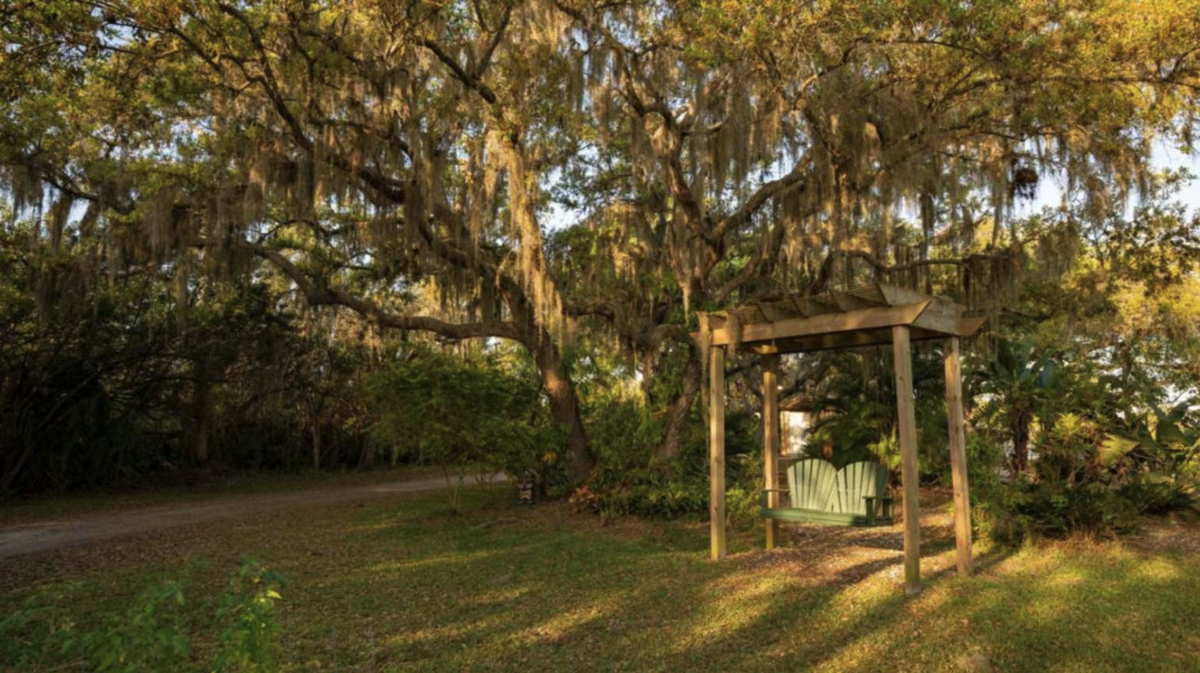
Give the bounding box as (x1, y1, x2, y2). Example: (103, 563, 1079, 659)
(367, 349, 565, 510)
(1119, 474, 1200, 516)
(579, 408, 761, 524)
(214, 560, 285, 673)
(975, 478, 1140, 545)
(0, 561, 286, 672)
(73, 580, 190, 672)
(584, 396, 661, 473)
(0, 585, 81, 670)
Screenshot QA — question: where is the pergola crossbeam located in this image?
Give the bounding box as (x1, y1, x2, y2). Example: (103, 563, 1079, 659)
(708, 302, 930, 347)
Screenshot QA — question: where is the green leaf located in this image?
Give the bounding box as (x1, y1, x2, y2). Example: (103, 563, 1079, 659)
(1100, 434, 1139, 467)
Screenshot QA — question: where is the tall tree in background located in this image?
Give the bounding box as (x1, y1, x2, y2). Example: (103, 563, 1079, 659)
(2, 0, 1198, 478)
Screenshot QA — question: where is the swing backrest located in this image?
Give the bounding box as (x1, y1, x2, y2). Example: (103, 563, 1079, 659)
(787, 459, 838, 511)
(825, 461, 889, 515)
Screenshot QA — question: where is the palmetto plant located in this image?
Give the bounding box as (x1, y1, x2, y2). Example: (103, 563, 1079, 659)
(972, 339, 1056, 474)
(1102, 402, 1200, 472)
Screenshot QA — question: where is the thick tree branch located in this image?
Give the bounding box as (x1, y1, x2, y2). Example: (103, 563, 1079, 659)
(238, 238, 522, 341)
(421, 38, 498, 104)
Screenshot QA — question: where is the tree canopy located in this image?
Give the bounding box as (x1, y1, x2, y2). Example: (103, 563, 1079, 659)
(3, 0, 1199, 482)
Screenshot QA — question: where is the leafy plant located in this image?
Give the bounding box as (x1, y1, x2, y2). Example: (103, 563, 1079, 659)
(72, 580, 190, 673)
(368, 349, 564, 511)
(1119, 473, 1199, 516)
(580, 408, 759, 521)
(972, 338, 1056, 474)
(213, 559, 286, 673)
(0, 586, 81, 670)
(975, 478, 1140, 545)
(0, 562, 288, 672)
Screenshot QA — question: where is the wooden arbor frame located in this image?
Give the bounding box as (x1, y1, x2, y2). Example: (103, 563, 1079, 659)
(697, 284, 985, 596)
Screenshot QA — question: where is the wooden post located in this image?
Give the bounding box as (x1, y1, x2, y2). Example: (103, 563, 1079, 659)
(709, 346, 727, 560)
(944, 337, 974, 576)
(762, 354, 781, 550)
(891, 326, 922, 595)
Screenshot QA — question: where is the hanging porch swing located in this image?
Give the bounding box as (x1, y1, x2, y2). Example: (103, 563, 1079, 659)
(760, 458, 893, 527)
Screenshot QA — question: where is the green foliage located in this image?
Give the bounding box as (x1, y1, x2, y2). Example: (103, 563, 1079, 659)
(0, 561, 286, 672)
(802, 349, 947, 477)
(0, 584, 81, 670)
(975, 478, 1141, 545)
(70, 580, 190, 673)
(971, 338, 1055, 473)
(725, 448, 765, 531)
(972, 347, 1200, 544)
(213, 560, 285, 673)
(367, 349, 565, 509)
(1118, 474, 1200, 516)
(964, 434, 1005, 496)
(578, 405, 759, 523)
(0, 229, 387, 494)
(583, 395, 663, 473)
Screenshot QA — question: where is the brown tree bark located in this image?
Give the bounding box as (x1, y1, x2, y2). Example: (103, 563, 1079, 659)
(530, 340, 594, 481)
(311, 422, 322, 470)
(654, 346, 702, 461)
(1012, 411, 1032, 474)
(189, 355, 213, 465)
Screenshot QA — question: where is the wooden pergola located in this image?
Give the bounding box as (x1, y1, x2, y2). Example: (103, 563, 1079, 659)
(698, 284, 985, 595)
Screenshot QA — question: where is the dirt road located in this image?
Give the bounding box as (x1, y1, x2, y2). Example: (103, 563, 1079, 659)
(0, 474, 502, 559)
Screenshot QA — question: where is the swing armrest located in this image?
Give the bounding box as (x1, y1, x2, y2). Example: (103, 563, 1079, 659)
(862, 495, 894, 524)
(760, 488, 789, 508)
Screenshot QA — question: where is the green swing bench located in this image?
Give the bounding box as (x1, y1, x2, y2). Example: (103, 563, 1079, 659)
(761, 458, 894, 527)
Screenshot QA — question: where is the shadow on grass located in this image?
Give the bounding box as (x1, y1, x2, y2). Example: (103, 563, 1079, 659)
(275, 491, 1048, 670)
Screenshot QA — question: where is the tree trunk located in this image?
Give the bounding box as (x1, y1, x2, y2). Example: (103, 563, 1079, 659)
(359, 435, 374, 469)
(530, 340, 594, 481)
(1012, 411, 1031, 473)
(189, 356, 213, 465)
(311, 422, 322, 470)
(654, 346, 702, 461)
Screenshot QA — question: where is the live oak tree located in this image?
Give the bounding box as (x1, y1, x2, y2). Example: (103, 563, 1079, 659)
(3, 0, 1198, 479)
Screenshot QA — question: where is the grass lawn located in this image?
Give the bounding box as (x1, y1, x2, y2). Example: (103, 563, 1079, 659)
(3, 484, 1200, 672)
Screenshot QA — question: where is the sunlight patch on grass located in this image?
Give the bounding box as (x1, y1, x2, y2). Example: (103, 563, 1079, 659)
(519, 603, 611, 645)
(1132, 556, 1182, 581)
(386, 610, 513, 651)
(673, 575, 783, 651)
(362, 548, 505, 574)
(1044, 568, 1087, 588)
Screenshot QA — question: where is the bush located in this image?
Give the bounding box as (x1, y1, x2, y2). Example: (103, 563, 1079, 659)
(584, 396, 662, 473)
(214, 560, 285, 673)
(577, 407, 761, 525)
(975, 478, 1140, 545)
(0, 560, 285, 672)
(1119, 474, 1200, 516)
(72, 580, 190, 672)
(367, 349, 565, 510)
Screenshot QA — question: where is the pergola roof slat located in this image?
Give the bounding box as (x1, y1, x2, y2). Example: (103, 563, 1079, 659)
(696, 284, 984, 354)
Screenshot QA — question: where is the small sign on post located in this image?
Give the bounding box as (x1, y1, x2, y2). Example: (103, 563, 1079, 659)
(517, 476, 535, 505)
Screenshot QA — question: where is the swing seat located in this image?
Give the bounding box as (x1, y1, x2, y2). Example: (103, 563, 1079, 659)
(760, 459, 894, 527)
